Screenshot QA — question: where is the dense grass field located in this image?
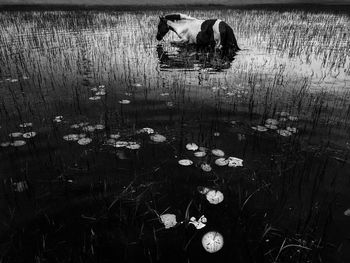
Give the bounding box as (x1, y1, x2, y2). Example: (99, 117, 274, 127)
(0, 6, 349, 263)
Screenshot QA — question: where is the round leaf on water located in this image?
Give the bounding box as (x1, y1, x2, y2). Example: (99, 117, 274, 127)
(252, 125, 268, 132)
(211, 149, 225, 157)
(206, 190, 224, 205)
(119, 99, 131, 104)
(89, 96, 101, 100)
(201, 163, 212, 172)
(150, 134, 166, 143)
(186, 143, 198, 151)
(110, 134, 121, 139)
(215, 158, 228, 166)
(77, 138, 92, 145)
(178, 159, 193, 166)
(23, 132, 37, 139)
(160, 214, 177, 229)
(277, 129, 292, 137)
(202, 231, 224, 253)
(265, 118, 279, 126)
(11, 140, 26, 147)
(227, 157, 243, 167)
(126, 142, 141, 150)
(63, 134, 79, 141)
(1, 142, 10, 147)
(19, 122, 33, 128)
(194, 151, 206, 158)
(9, 132, 23, 138)
(137, 127, 154, 134)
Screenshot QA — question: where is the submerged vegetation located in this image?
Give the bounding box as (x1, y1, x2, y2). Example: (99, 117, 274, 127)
(0, 6, 349, 263)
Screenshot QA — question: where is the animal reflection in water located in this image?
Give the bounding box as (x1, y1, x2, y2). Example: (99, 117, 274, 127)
(156, 43, 236, 71)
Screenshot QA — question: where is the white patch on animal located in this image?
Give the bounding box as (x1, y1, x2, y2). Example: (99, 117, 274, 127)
(167, 19, 204, 44)
(213, 19, 222, 49)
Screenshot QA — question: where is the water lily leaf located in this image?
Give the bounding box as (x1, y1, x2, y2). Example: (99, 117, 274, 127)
(137, 127, 154, 134)
(160, 214, 177, 229)
(178, 159, 193, 166)
(77, 138, 92, 145)
(9, 132, 23, 138)
(150, 134, 166, 143)
(11, 140, 26, 147)
(201, 163, 212, 172)
(23, 132, 37, 139)
(277, 129, 292, 137)
(119, 99, 131, 104)
(206, 190, 224, 205)
(227, 157, 243, 167)
(215, 158, 228, 166)
(194, 151, 206, 158)
(186, 143, 198, 151)
(211, 149, 225, 157)
(63, 134, 79, 141)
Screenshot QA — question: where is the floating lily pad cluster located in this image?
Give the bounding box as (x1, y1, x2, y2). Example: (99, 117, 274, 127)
(1, 122, 37, 148)
(89, 85, 106, 100)
(178, 143, 244, 171)
(63, 122, 105, 145)
(251, 112, 299, 137)
(53, 116, 63, 123)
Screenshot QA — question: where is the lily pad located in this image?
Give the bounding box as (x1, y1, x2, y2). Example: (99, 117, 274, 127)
(227, 157, 243, 167)
(206, 190, 224, 205)
(1, 142, 11, 147)
(89, 96, 101, 100)
(178, 159, 193, 166)
(211, 149, 225, 157)
(110, 134, 121, 139)
(11, 140, 26, 147)
(194, 151, 206, 158)
(77, 138, 92, 145)
(277, 129, 292, 137)
(160, 214, 177, 229)
(119, 99, 131, 104)
(186, 143, 198, 151)
(201, 163, 212, 172)
(252, 125, 268, 132)
(63, 134, 79, 141)
(265, 118, 279, 126)
(215, 158, 228, 166)
(126, 142, 141, 150)
(19, 122, 33, 128)
(150, 134, 166, 143)
(23, 132, 37, 139)
(9, 132, 23, 138)
(137, 127, 154, 134)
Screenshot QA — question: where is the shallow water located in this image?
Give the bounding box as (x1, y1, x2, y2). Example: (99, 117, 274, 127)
(0, 7, 350, 263)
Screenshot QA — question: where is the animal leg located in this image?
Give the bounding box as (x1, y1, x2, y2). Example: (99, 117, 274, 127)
(215, 39, 221, 50)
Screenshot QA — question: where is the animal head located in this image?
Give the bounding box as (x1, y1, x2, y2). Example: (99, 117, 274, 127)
(156, 16, 170, 41)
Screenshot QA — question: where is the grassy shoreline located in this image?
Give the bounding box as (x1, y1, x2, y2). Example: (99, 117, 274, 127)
(0, 3, 350, 12)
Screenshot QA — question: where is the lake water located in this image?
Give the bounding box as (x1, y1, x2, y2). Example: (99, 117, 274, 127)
(0, 7, 349, 263)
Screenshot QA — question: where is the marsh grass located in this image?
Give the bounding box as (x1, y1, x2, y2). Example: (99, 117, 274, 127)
(0, 6, 349, 263)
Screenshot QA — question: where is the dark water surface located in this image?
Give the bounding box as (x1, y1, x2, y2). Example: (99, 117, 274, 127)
(0, 7, 350, 263)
